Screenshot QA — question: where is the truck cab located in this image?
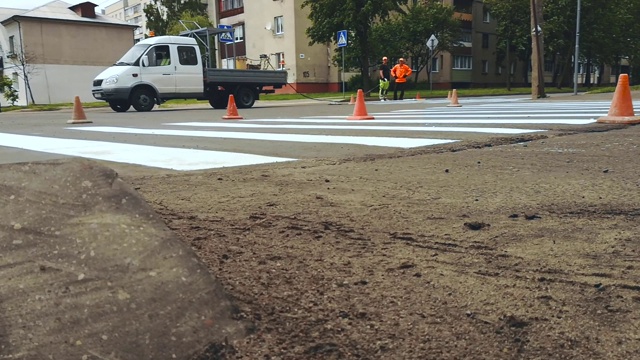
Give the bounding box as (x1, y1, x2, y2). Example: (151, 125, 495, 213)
(92, 36, 204, 112)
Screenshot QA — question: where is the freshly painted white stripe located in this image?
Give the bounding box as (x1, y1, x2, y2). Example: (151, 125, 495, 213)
(68, 126, 458, 148)
(422, 97, 530, 103)
(388, 109, 609, 114)
(239, 118, 596, 124)
(482, 103, 615, 106)
(0, 133, 295, 171)
(305, 113, 603, 119)
(166, 122, 543, 134)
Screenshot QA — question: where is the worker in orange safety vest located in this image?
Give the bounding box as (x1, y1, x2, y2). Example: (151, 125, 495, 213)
(390, 57, 412, 100)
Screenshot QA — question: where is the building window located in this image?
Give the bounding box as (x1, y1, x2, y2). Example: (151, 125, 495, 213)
(431, 56, 439, 72)
(234, 24, 244, 42)
(482, 33, 489, 48)
(460, 30, 472, 43)
(9, 36, 15, 54)
(453, 55, 472, 70)
(483, 8, 490, 23)
(496, 65, 502, 75)
(222, 57, 235, 69)
(178, 46, 198, 66)
(276, 52, 285, 70)
(274, 16, 284, 34)
(12, 72, 18, 90)
(221, 0, 243, 12)
(482, 60, 489, 74)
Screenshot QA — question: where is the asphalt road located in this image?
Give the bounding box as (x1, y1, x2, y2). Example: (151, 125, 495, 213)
(0, 93, 622, 176)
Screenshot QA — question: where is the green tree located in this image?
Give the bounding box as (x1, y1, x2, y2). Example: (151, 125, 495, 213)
(166, 11, 215, 67)
(144, 0, 208, 36)
(372, 0, 461, 86)
(0, 75, 19, 106)
(484, 0, 530, 89)
(166, 11, 213, 35)
(302, 0, 410, 90)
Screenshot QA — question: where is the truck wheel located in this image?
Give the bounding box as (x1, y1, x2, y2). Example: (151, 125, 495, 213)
(234, 87, 256, 108)
(209, 92, 229, 109)
(131, 88, 155, 112)
(109, 101, 130, 112)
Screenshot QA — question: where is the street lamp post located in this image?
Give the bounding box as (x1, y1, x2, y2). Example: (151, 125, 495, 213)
(573, 0, 581, 95)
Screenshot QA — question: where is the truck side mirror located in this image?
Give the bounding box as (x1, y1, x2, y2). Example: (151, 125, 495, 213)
(141, 56, 149, 67)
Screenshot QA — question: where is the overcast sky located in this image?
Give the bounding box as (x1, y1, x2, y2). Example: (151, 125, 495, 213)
(0, 0, 120, 10)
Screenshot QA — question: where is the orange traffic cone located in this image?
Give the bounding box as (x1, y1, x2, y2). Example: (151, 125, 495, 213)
(67, 96, 92, 124)
(447, 90, 452, 100)
(222, 94, 243, 120)
(597, 74, 640, 124)
(416, 92, 421, 100)
(349, 94, 355, 105)
(447, 89, 462, 107)
(347, 89, 374, 120)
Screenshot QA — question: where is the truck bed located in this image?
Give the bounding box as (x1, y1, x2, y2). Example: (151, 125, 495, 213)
(204, 68, 288, 86)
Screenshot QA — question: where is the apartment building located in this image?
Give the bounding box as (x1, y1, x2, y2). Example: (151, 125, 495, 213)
(442, 0, 614, 88)
(104, 0, 150, 42)
(0, 1, 136, 105)
(218, 0, 340, 93)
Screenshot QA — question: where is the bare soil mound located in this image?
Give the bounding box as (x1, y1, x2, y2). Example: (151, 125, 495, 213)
(0, 159, 246, 359)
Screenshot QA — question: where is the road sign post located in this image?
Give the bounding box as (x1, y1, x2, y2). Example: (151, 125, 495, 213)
(337, 30, 348, 99)
(218, 25, 236, 69)
(427, 34, 439, 91)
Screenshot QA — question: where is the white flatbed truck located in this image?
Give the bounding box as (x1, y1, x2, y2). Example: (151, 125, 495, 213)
(91, 35, 287, 112)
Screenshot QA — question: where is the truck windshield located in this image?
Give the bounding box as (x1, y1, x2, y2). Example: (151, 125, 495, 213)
(115, 44, 151, 66)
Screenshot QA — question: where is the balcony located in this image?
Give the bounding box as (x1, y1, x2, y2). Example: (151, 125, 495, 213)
(220, 0, 244, 18)
(455, 11, 473, 22)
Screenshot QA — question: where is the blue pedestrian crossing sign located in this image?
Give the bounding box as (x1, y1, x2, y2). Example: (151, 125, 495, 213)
(218, 24, 234, 43)
(337, 30, 348, 48)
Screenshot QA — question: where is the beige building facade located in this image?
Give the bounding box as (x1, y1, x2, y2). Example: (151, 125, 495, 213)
(218, 0, 340, 93)
(0, 1, 136, 105)
(104, 0, 149, 42)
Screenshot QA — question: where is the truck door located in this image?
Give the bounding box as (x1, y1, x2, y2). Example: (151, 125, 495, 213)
(141, 45, 176, 95)
(175, 45, 204, 95)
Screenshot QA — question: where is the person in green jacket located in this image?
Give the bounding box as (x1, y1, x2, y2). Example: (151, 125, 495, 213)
(379, 56, 391, 101)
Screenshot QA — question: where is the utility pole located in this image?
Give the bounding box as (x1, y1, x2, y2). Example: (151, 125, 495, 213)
(573, 0, 581, 95)
(530, 0, 546, 99)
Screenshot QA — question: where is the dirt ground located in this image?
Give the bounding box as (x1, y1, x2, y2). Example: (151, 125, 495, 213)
(127, 108, 640, 359)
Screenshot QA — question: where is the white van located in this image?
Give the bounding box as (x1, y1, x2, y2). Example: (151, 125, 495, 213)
(92, 36, 287, 112)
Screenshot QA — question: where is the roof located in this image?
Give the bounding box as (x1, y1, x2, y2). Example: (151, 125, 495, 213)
(138, 36, 198, 46)
(0, 7, 26, 21)
(0, 1, 136, 27)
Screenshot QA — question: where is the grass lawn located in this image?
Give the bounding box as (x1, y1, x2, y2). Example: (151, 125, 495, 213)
(1, 84, 637, 113)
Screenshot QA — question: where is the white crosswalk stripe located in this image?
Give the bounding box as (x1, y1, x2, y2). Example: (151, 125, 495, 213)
(0, 133, 295, 171)
(0, 100, 610, 171)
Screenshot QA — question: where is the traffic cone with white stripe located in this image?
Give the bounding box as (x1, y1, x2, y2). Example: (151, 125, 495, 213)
(347, 89, 374, 120)
(597, 74, 640, 124)
(67, 96, 92, 124)
(222, 94, 243, 120)
(447, 89, 462, 107)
